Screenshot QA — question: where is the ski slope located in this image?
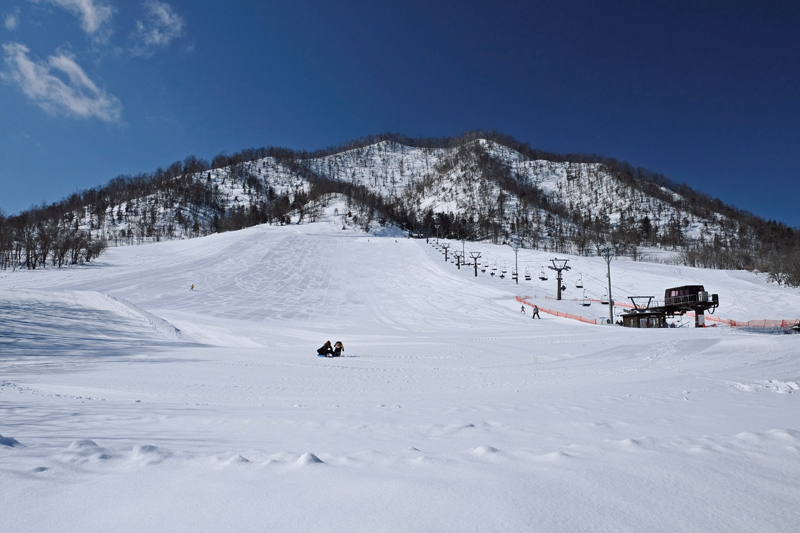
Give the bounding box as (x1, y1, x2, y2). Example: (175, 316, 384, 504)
(1, 216, 799, 532)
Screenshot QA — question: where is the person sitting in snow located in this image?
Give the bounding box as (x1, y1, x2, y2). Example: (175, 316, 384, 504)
(317, 341, 334, 357)
(333, 341, 344, 357)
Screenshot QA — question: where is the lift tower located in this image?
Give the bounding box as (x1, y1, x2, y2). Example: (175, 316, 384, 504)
(508, 239, 521, 285)
(470, 252, 481, 277)
(599, 245, 615, 324)
(549, 258, 570, 300)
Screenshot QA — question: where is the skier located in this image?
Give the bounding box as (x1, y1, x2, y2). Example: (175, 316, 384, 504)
(532, 305, 540, 319)
(190, 284, 194, 291)
(333, 341, 344, 357)
(520, 305, 526, 314)
(317, 341, 334, 357)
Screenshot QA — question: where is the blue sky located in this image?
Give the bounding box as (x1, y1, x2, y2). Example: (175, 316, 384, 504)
(2, 0, 799, 226)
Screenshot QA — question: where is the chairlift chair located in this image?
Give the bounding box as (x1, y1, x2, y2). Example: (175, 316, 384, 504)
(539, 267, 548, 281)
(512, 268, 518, 281)
(524, 267, 531, 281)
(581, 289, 591, 307)
(576, 273, 583, 288)
(501, 263, 508, 274)
(601, 291, 609, 305)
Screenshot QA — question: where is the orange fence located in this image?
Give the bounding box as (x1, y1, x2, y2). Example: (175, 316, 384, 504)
(699, 314, 799, 329)
(518, 296, 597, 325)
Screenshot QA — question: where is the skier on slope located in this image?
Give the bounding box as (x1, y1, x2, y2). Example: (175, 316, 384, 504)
(520, 305, 526, 314)
(532, 305, 540, 319)
(317, 341, 334, 357)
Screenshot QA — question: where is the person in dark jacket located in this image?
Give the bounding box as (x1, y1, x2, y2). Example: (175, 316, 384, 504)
(333, 341, 344, 357)
(317, 341, 333, 357)
(532, 305, 540, 319)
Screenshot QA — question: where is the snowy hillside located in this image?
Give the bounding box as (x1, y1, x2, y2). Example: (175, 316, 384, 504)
(45, 138, 727, 254)
(4, 132, 798, 285)
(1, 214, 799, 532)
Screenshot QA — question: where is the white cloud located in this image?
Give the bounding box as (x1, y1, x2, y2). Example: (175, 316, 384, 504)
(130, 1, 184, 57)
(2, 42, 122, 122)
(4, 8, 21, 31)
(29, 0, 114, 37)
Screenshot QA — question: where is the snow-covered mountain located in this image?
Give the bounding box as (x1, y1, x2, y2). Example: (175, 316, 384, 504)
(68, 139, 739, 250)
(2, 132, 798, 284)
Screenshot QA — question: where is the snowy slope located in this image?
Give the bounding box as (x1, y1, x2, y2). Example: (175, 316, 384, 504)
(1, 216, 799, 532)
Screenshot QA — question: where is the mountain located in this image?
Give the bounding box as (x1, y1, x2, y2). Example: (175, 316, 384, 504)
(1, 131, 798, 285)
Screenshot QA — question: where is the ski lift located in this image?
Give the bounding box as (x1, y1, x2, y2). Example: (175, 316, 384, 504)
(576, 273, 583, 288)
(561, 284, 567, 292)
(492, 262, 498, 272)
(581, 289, 591, 307)
(500, 271, 505, 279)
(524, 267, 531, 281)
(501, 263, 508, 274)
(481, 261, 487, 273)
(512, 268, 518, 281)
(539, 267, 548, 281)
(601, 291, 609, 305)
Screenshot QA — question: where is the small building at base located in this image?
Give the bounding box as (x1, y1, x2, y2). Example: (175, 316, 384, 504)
(621, 310, 666, 329)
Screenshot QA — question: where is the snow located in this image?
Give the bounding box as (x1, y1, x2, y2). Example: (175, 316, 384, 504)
(1, 216, 799, 532)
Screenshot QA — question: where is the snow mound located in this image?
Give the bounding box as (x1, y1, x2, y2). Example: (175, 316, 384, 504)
(295, 452, 324, 465)
(767, 429, 800, 442)
(67, 439, 104, 453)
(223, 455, 251, 465)
(471, 445, 502, 457)
(130, 445, 172, 465)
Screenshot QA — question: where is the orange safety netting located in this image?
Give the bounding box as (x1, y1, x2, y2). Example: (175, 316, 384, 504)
(517, 296, 597, 325)
(694, 313, 799, 328)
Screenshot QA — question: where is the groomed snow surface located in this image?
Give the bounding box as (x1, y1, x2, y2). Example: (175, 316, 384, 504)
(1, 211, 799, 532)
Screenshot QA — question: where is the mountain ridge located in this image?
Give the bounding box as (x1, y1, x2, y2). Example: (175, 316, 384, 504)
(1, 131, 798, 285)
